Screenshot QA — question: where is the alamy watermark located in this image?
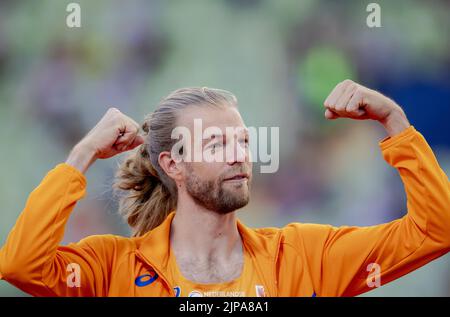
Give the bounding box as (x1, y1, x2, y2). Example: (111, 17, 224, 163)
(66, 3, 81, 28)
(366, 3, 382, 28)
(366, 263, 381, 288)
(169, 119, 279, 173)
(66, 263, 81, 288)
(66, 2, 382, 30)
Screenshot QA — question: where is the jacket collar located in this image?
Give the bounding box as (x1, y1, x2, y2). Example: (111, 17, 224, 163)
(136, 211, 282, 296)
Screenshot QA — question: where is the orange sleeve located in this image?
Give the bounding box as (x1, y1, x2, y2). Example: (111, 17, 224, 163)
(0, 164, 114, 297)
(289, 126, 450, 296)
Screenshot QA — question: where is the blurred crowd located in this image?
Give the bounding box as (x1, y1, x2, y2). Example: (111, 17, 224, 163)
(0, 0, 449, 296)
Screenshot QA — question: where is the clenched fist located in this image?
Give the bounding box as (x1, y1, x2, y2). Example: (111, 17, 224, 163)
(324, 80, 410, 137)
(66, 108, 144, 173)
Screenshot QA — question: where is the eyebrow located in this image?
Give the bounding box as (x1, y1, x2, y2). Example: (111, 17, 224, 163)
(202, 133, 224, 146)
(202, 130, 249, 145)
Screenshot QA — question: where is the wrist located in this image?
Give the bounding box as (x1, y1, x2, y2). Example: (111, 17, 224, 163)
(380, 107, 410, 137)
(65, 141, 97, 174)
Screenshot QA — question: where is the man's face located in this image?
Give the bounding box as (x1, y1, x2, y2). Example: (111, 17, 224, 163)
(177, 105, 252, 214)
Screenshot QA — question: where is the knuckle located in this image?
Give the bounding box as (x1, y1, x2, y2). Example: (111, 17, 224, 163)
(133, 121, 140, 130)
(107, 107, 120, 114)
(127, 119, 138, 131)
(353, 89, 362, 99)
(354, 85, 365, 95)
(348, 83, 357, 91)
(107, 109, 123, 122)
(342, 79, 353, 85)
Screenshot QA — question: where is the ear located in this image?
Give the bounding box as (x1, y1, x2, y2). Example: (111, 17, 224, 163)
(158, 151, 183, 182)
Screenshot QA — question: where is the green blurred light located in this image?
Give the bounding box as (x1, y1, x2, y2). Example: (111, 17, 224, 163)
(298, 47, 356, 113)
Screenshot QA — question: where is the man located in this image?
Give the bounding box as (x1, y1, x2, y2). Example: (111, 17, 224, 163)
(0, 80, 449, 297)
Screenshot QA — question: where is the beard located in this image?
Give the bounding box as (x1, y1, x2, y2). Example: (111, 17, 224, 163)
(185, 166, 251, 214)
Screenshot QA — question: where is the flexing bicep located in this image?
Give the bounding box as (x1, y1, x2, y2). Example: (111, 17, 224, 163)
(295, 127, 450, 296)
(0, 164, 113, 296)
(320, 216, 447, 296)
(2, 235, 114, 297)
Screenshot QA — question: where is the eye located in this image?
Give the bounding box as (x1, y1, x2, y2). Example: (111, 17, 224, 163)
(239, 138, 249, 148)
(211, 142, 223, 153)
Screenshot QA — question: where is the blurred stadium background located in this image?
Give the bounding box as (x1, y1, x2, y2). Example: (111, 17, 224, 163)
(0, 0, 449, 296)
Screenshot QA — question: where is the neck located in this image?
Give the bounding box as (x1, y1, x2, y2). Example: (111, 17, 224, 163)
(170, 195, 242, 261)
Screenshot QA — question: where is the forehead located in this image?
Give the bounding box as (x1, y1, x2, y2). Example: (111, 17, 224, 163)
(177, 106, 247, 134)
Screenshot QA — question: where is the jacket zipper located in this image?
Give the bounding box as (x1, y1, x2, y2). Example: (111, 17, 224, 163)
(272, 231, 283, 297)
(135, 250, 176, 297)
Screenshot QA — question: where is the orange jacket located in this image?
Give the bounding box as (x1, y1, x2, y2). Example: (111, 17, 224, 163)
(1, 126, 449, 297)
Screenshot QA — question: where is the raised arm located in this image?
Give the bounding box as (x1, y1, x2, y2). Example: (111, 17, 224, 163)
(289, 81, 450, 296)
(0, 108, 143, 296)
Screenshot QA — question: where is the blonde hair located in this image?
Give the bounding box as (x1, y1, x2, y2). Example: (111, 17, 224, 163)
(114, 87, 238, 237)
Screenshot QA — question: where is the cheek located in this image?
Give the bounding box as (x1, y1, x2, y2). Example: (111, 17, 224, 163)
(246, 161, 253, 177)
(190, 162, 224, 181)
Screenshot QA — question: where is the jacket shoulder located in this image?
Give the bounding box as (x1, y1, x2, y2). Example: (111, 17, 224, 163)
(280, 222, 334, 250)
(66, 233, 138, 258)
(243, 222, 334, 244)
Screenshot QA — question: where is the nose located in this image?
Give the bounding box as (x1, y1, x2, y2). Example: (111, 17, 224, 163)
(226, 140, 248, 165)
